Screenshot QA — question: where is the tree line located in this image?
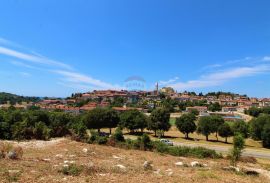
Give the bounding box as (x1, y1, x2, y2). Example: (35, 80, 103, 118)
(1, 106, 270, 148)
(175, 111, 270, 148)
(0, 107, 172, 140)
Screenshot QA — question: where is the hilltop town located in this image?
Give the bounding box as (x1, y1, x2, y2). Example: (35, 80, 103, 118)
(1, 87, 269, 117)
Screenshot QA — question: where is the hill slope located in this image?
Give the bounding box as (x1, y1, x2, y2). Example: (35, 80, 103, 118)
(0, 92, 40, 104)
(1, 138, 270, 183)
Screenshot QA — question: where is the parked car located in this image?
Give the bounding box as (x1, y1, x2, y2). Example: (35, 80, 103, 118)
(160, 139, 173, 146)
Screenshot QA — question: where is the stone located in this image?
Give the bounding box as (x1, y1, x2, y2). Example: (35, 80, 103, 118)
(113, 155, 122, 160)
(115, 164, 126, 170)
(7, 151, 17, 160)
(82, 148, 88, 153)
(143, 161, 153, 170)
(63, 164, 69, 168)
(153, 169, 162, 176)
(55, 154, 63, 158)
(42, 158, 51, 162)
(175, 162, 184, 166)
(8, 170, 20, 174)
(69, 161, 75, 164)
(191, 161, 203, 167)
(242, 168, 260, 176)
(222, 166, 240, 172)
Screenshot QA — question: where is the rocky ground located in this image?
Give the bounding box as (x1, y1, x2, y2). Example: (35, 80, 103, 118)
(0, 138, 270, 183)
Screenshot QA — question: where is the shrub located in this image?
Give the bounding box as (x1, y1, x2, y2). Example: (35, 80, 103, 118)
(88, 130, 99, 144)
(59, 164, 83, 176)
(230, 133, 245, 166)
(87, 130, 108, 145)
(71, 121, 87, 140)
(111, 127, 125, 142)
(135, 134, 153, 151)
(167, 146, 221, 159)
(123, 138, 136, 149)
(97, 136, 108, 145)
(152, 141, 169, 153)
(33, 122, 51, 140)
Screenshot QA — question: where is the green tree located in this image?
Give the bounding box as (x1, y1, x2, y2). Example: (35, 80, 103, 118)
(120, 110, 148, 133)
(161, 97, 176, 113)
(104, 109, 119, 134)
(230, 134, 245, 166)
(262, 124, 270, 148)
(249, 114, 270, 140)
(197, 116, 215, 141)
(218, 123, 233, 143)
(83, 108, 107, 132)
(190, 109, 199, 116)
(210, 115, 225, 141)
(232, 120, 249, 138)
(175, 113, 196, 139)
(208, 102, 221, 112)
(49, 112, 73, 137)
(148, 108, 171, 137)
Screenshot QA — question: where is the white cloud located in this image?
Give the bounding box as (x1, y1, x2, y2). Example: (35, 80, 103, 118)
(159, 77, 179, 85)
(0, 37, 125, 92)
(19, 72, 31, 78)
(53, 70, 124, 90)
(263, 56, 270, 61)
(0, 46, 72, 70)
(170, 64, 270, 91)
(57, 82, 92, 91)
(0, 37, 15, 45)
(10, 60, 40, 69)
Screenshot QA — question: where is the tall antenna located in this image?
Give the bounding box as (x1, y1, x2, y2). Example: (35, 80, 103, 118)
(156, 82, 159, 95)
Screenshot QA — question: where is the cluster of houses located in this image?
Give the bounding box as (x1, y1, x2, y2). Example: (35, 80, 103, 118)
(1, 88, 270, 116)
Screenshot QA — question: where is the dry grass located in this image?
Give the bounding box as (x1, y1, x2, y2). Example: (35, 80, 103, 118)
(0, 142, 23, 160)
(0, 138, 269, 183)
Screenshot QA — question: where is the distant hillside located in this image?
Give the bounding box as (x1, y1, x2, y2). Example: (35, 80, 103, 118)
(0, 92, 41, 104)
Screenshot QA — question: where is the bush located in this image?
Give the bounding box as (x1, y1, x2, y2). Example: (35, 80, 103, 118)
(87, 130, 108, 145)
(71, 121, 87, 140)
(59, 164, 83, 176)
(167, 146, 221, 159)
(123, 139, 136, 149)
(152, 141, 169, 153)
(88, 130, 99, 144)
(230, 133, 245, 166)
(33, 122, 51, 140)
(111, 127, 125, 142)
(97, 136, 108, 145)
(136, 134, 152, 151)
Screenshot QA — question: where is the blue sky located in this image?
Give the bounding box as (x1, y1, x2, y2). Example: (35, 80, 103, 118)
(0, 0, 270, 97)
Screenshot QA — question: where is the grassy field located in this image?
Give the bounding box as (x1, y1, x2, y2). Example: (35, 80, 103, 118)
(0, 138, 269, 183)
